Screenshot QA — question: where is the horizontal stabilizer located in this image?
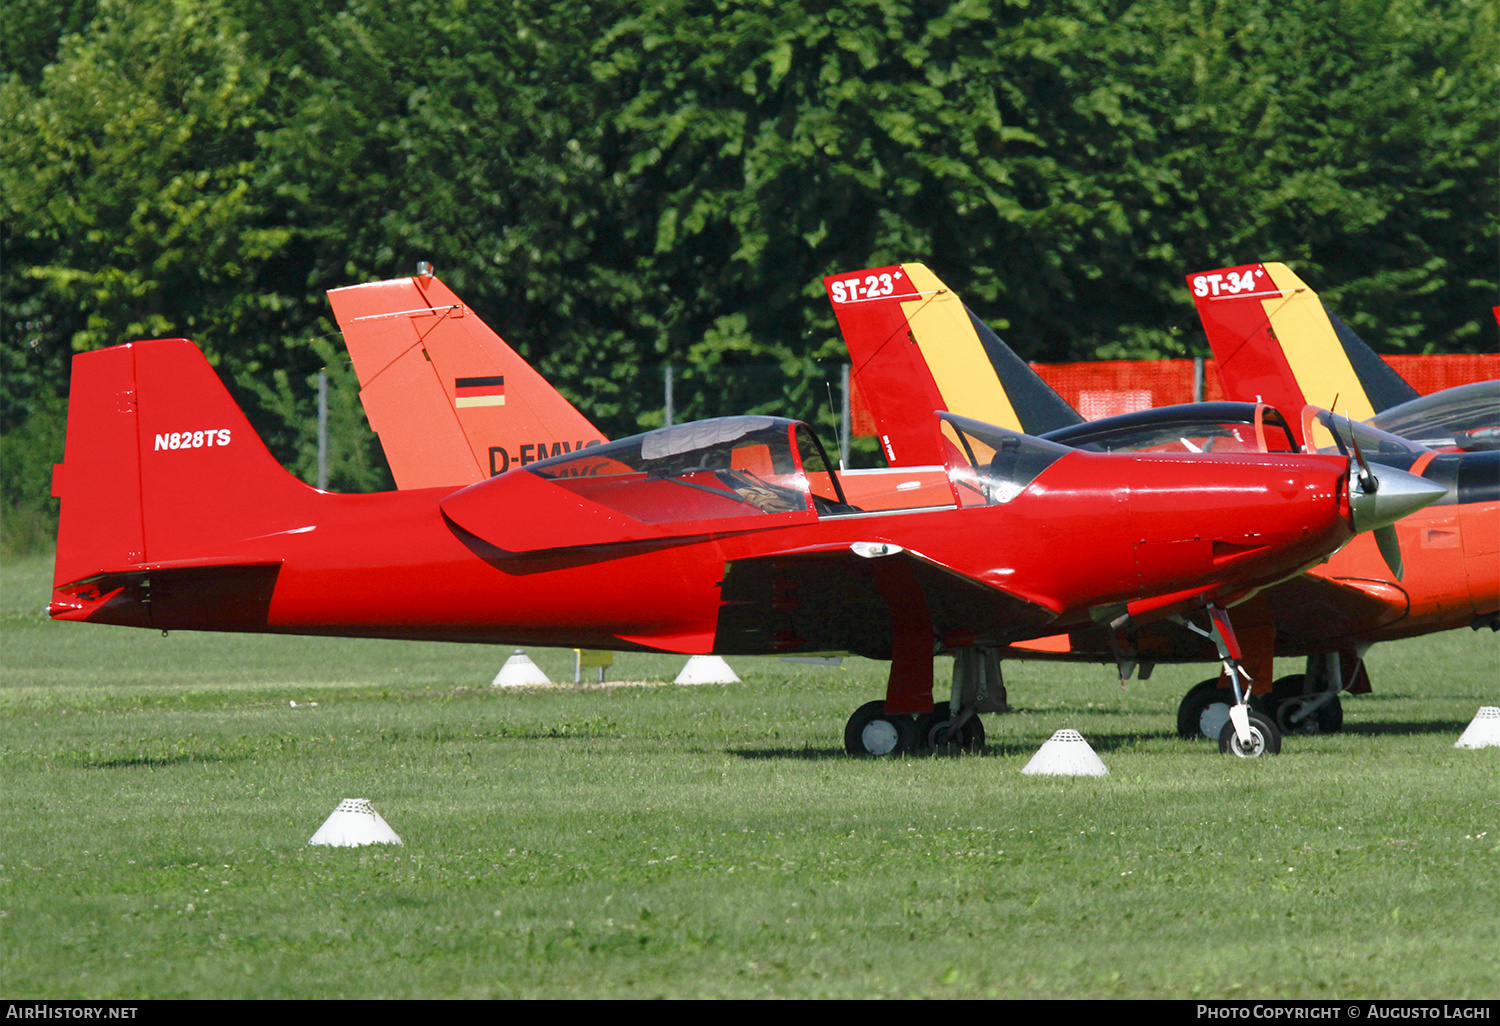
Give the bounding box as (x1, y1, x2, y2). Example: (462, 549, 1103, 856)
(50, 562, 282, 630)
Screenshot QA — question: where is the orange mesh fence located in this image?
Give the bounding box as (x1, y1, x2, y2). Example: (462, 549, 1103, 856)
(1031, 359, 1224, 420)
(1383, 354, 1500, 397)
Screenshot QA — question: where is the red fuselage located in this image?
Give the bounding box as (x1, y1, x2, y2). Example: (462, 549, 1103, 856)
(54, 449, 1355, 657)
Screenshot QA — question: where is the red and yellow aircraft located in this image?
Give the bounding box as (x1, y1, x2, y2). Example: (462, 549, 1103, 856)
(1187, 261, 1499, 452)
(828, 262, 1495, 741)
(47, 319, 1437, 757)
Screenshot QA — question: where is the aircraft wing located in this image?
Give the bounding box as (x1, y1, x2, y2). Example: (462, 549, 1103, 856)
(713, 542, 1061, 658)
(1264, 571, 1411, 647)
(1003, 568, 1411, 668)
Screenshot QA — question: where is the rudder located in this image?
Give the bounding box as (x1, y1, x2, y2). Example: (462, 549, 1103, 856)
(52, 339, 317, 596)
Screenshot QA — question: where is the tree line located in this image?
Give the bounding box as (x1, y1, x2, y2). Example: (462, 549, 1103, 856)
(3, 0, 1495, 552)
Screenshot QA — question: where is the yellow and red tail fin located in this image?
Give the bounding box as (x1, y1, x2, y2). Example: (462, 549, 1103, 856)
(1187, 263, 1418, 441)
(327, 272, 606, 488)
(51, 339, 317, 596)
(825, 263, 1080, 466)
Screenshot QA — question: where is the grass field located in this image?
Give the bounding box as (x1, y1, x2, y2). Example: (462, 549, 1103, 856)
(1, 554, 1496, 998)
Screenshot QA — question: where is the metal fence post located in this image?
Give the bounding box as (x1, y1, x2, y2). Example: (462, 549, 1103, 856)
(840, 363, 851, 469)
(317, 371, 329, 490)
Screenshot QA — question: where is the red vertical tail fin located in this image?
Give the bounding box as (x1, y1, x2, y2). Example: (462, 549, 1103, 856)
(1187, 262, 1418, 439)
(51, 339, 317, 598)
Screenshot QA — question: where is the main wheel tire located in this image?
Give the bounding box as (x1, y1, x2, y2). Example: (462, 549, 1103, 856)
(1316, 694, 1344, 734)
(844, 700, 916, 756)
(914, 708, 986, 753)
(1218, 710, 1282, 757)
(1271, 674, 1316, 736)
(1177, 679, 1234, 740)
(1270, 674, 1344, 735)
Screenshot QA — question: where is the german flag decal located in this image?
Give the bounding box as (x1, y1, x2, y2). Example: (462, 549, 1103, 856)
(454, 375, 505, 408)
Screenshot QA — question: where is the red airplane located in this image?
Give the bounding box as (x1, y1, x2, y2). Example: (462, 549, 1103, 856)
(327, 268, 1456, 750)
(827, 262, 1493, 741)
(46, 331, 1437, 757)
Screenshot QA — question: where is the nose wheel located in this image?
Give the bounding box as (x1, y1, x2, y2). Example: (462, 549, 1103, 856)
(1174, 605, 1282, 756)
(1219, 710, 1281, 757)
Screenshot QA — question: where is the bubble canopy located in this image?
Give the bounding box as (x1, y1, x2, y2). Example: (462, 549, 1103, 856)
(525, 416, 851, 523)
(940, 413, 1071, 506)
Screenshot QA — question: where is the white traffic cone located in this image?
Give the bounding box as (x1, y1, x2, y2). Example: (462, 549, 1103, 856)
(674, 655, 740, 684)
(1454, 706, 1500, 749)
(492, 649, 550, 687)
(1021, 729, 1109, 776)
(308, 798, 403, 847)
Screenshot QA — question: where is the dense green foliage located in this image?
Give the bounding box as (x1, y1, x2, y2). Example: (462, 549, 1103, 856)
(3, 0, 1495, 550)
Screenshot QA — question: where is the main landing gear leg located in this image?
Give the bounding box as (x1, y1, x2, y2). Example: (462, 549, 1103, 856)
(1271, 646, 1364, 735)
(1176, 606, 1281, 756)
(916, 648, 1005, 754)
(846, 561, 937, 757)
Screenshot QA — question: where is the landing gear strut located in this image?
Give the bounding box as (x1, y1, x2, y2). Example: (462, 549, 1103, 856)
(843, 646, 1005, 756)
(1174, 605, 1281, 757)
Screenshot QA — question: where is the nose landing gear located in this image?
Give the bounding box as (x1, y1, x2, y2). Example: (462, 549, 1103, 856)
(1174, 605, 1283, 757)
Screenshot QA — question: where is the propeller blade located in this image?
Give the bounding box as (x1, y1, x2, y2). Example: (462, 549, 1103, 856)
(1347, 413, 1376, 494)
(1328, 422, 1350, 458)
(1374, 524, 1404, 581)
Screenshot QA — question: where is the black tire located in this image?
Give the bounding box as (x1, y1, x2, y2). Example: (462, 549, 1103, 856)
(1316, 694, 1344, 734)
(1271, 674, 1315, 736)
(1177, 678, 1234, 739)
(1218, 710, 1282, 757)
(1270, 674, 1344, 735)
(844, 700, 916, 756)
(914, 708, 986, 753)
(1271, 674, 1307, 701)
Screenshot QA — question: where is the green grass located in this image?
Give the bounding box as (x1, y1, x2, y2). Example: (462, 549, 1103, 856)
(2, 555, 1497, 998)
